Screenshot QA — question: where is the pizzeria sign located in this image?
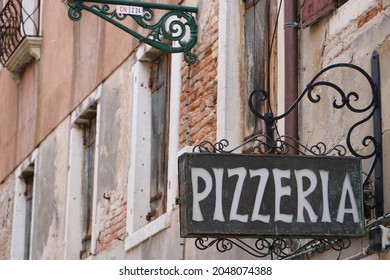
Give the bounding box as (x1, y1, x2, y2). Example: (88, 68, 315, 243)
(178, 153, 365, 238)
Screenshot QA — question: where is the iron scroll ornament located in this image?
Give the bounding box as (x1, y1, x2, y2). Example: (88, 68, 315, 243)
(194, 237, 351, 260)
(249, 63, 378, 160)
(248, 53, 383, 217)
(66, 0, 198, 64)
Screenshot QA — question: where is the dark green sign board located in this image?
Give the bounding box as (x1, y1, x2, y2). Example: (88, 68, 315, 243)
(178, 153, 364, 238)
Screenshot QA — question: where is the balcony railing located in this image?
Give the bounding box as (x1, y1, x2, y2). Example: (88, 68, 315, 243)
(0, 0, 41, 68)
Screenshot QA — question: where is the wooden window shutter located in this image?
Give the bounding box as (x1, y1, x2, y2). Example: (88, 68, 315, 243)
(301, 0, 349, 28)
(147, 54, 170, 221)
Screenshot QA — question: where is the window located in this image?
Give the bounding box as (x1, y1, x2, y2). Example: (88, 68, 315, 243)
(126, 46, 180, 250)
(22, 0, 40, 36)
(128, 53, 170, 229)
(22, 168, 34, 260)
(244, 0, 278, 139)
(65, 94, 100, 260)
(302, 0, 349, 28)
(80, 111, 97, 259)
(11, 149, 38, 260)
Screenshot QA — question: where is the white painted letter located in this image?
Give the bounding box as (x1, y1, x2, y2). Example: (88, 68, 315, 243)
(319, 170, 331, 222)
(213, 168, 225, 221)
(295, 169, 318, 223)
(250, 169, 270, 223)
(273, 169, 293, 223)
(228, 167, 248, 222)
(191, 168, 213, 222)
(337, 174, 359, 223)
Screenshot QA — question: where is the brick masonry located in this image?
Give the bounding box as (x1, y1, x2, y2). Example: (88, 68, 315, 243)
(96, 193, 127, 253)
(358, 0, 383, 28)
(179, 0, 219, 147)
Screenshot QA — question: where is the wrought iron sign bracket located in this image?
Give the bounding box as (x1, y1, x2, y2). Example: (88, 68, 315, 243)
(189, 51, 386, 259)
(66, 0, 198, 64)
(250, 51, 383, 218)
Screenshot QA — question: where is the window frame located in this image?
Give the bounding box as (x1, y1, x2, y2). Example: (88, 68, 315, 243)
(79, 112, 97, 259)
(64, 89, 101, 260)
(243, 0, 269, 137)
(10, 148, 38, 260)
(125, 45, 181, 251)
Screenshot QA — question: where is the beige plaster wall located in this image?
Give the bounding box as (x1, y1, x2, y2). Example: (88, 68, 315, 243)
(298, 0, 390, 259)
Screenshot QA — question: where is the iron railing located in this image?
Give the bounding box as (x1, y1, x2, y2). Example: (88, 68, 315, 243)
(0, 0, 41, 66)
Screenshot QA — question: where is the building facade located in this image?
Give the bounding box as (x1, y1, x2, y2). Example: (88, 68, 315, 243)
(0, 0, 389, 260)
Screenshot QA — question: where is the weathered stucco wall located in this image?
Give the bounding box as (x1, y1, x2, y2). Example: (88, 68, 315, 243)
(0, 0, 183, 183)
(0, 71, 18, 184)
(31, 119, 69, 259)
(299, 0, 390, 259)
(93, 55, 131, 253)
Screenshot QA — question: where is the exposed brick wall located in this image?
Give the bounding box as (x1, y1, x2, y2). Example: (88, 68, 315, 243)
(0, 176, 14, 260)
(179, 0, 219, 147)
(96, 194, 127, 253)
(358, 0, 383, 28)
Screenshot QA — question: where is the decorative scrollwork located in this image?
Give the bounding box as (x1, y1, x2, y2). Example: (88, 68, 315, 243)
(248, 59, 382, 213)
(193, 139, 230, 153)
(66, 1, 198, 64)
(195, 237, 351, 260)
(248, 63, 379, 159)
(67, 2, 83, 21)
(308, 142, 347, 157)
(193, 137, 347, 157)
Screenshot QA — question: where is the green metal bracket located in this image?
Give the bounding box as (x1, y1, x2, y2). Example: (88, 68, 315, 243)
(66, 0, 198, 64)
